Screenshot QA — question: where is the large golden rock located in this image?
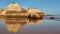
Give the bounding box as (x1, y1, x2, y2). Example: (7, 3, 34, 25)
(0, 2, 45, 18)
(27, 8, 45, 18)
(1, 2, 29, 17)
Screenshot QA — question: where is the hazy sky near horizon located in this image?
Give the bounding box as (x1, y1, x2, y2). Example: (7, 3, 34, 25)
(0, 0, 60, 15)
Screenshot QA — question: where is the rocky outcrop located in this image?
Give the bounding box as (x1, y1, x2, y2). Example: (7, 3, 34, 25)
(27, 8, 45, 19)
(0, 2, 45, 18)
(1, 2, 29, 17)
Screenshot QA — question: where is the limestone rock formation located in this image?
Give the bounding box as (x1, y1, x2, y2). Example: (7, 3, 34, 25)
(0, 2, 45, 18)
(1, 2, 29, 17)
(27, 8, 45, 18)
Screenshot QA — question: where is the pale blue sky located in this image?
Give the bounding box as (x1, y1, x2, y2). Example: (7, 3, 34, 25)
(0, 0, 60, 15)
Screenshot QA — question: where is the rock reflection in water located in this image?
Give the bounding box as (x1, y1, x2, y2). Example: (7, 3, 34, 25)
(28, 19, 43, 24)
(3, 18, 43, 33)
(4, 18, 28, 32)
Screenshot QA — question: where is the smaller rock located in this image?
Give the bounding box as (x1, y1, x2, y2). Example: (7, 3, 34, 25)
(50, 17, 55, 19)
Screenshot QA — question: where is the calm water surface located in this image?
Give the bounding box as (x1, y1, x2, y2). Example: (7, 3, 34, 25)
(0, 16, 60, 34)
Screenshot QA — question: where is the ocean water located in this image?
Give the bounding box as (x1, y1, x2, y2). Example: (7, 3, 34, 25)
(0, 16, 60, 34)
